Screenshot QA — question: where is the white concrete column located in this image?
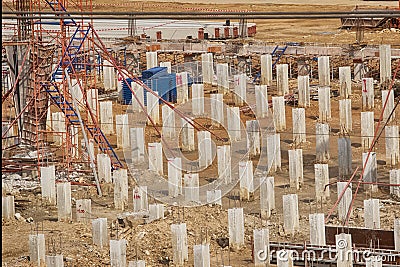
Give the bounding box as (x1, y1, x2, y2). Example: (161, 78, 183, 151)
(379, 44, 391, 86)
(100, 101, 114, 134)
(292, 108, 306, 145)
(318, 56, 330, 86)
(298, 75, 310, 108)
(318, 86, 331, 122)
(246, 120, 261, 157)
(122, 122, 130, 150)
(29, 234, 46, 266)
(239, 160, 254, 201)
(339, 99, 352, 134)
(390, 170, 400, 198)
(71, 79, 84, 106)
(110, 239, 127, 267)
(87, 88, 99, 120)
(316, 123, 330, 163)
(162, 105, 175, 138)
(211, 93, 224, 127)
(228, 208, 245, 250)
(131, 82, 144, 113)
(160, 61, 172, 73)
(116, 73, 124, 98)
(217, 145, 231, 184)
(87, 139, 96, 164)
(272, 96, 286, 132)
(146, 51, 158, 69)
(192, 84, 205, 116)
(255, 85, 268, 119)
(361, 112, 375, 150)
(133, 186, 148, 212)
(52, 112, 66, 145)
(395, 218, 400, 251)
(2, 196, 15, 220)
(130, 128, 145, 163)
(181, 118, 195, 152)
(171, 223, 189, 265)
(76, 199, 91, 223)
(335, 233, 353, 267)
(382, 90, 395, 122)
(364, 198, 380, 229)
(362, 78, 374, 110)
(385, 125, 399, 166)
(362, 152, 377, 184)
(276, 64, 289, 96)
(193, 244, 210, 267)
(227, 106, 241, 141)
(113, 169, 129, 210)
(315, 164, 330, 203)
(260, 176, 275, 219)
(309, 213, 326, 246)
(97, 154, 112, 183)
(57, 182, 72, 222)
(216, 63, 229, 94)
(261, 54, 272, 86)
(92, 218, 108, 248)
(354, 63, 365, 82)
(288, 149, 303, 190)
(116, 114, 128, 149)
(40, 165, 56, 205)
(45, 255, 64, 267)
(71, 125, 79, 158)
(233, 73, 246, 106)
(198, 131, 212, 168)
(276, 250, 294, 267)
(201, 53, 214, 85)
(128, 260, 146, 267)
(103, 59, 116, 91)
(146, 91, 160, 125)
(366, 256, 382, 267)
(339, 66, 352, 98)
(46, 107, 53, 131)
(253, 228, 270, 266)
(149, 204, 165, 221)
(337, 182, 352, 222)
(267, 133, 281, 173)
(283, 194, 299, 235)
(338, 137, 352, 178)
(206, 190, 222, 206)
(184, 173, 199, 203)
(168, 157, 182, 197)
(176, 72, 189, 104)
(148, 142, 163, 175)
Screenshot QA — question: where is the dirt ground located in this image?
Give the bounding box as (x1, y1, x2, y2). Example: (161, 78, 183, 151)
(3, 77, 400, 266)
(87, 0, 400, 45)
(2, 0, 400, 266)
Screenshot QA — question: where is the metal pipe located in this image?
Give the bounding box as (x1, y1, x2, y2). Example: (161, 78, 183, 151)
(3, 10, 400, 15)
(2, 11, 400, 20)
(3, 15, 399, 20)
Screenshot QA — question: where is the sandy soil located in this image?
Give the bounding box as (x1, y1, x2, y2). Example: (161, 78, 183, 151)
(3, 76, 400, 266)
(2, 0, 400, 266)
(87, 0, 400, 45)
(146, 0, 398, 6)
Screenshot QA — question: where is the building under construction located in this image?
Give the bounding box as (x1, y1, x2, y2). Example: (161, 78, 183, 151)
(2, 0, 400, 266)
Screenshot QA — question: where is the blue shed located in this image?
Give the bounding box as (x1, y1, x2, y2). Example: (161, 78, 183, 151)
(122, 67, 193, 106)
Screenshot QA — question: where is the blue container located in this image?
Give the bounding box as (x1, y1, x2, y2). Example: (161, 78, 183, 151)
(142, 73, 177, 105)
(122, 78, 133, 104)
(142, 67, 167, 80)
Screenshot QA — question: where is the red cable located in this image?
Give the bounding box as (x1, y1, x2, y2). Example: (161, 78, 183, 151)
(343, 59, 400, 226)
